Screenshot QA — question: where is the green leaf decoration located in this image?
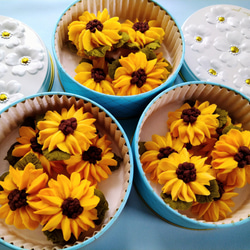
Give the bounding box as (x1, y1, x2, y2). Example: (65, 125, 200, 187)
(222, 124, 242, 135)
(114, 32, 130, 48)
(108, 59, 121, 79)
(43, 149, 71, 161)
(14, 152, 42, 170)
(215, 108, 228, 128)
(108, 153, 123, 171)
(144, 40, 161, 51)
(161, 192, 193, 210)
(4, 142, 21, 166)
(196, 179, 220, 204)
(79, 57, 93, 65)
(125, 42, 140, 50)
(141, 47, 157, 61)
(43, 229, 77, 246)
(94, 189, 109, 225)
(0, 171, 9, 191)
(65, 40, 78, 54)
(84, 45, 111, 57)
(138, 141, 146, 155)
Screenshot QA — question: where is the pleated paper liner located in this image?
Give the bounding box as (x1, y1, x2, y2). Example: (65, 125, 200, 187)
(133, 82, 250, 229)
(0, 92, 133, 249)
(53, 0, 184, 118)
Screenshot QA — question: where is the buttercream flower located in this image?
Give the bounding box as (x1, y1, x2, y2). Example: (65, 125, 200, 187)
(184, 24, 212, 53)
(0, 80, 24, 109)
(113, 51, 165, 95)
(158, 148, 215, 202)
(233, 68, 250, 97)
(0, 163, 48, 230)
(191, 181, 238, 222)
(167, 100, 219, 146)
(0, 49, 8, 78)
(211, 129, 250, 188)
(213, 31, 250, 67)
(32, 172, 100, 241)
(195, 56, 228, 83)
(74, 57, 115, 95)
(140, 133, 184, 182)
(12, 126, 64, 177)
(120, 18, 165, 48)
(241, 17, 250, 39)
(155, 52, 171, 81)
(37, 105, 97, 155)
(65, 135, 117, 185)
(5, 45, 44, 76)
(205, 5, 239, 32)
(68, 8, 122, 56)
(0, 18, 25, 48)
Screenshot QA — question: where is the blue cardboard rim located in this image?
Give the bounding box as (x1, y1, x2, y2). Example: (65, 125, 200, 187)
(133, 81, 250, 230)
(51, 0, 185, 101)
(0, 91, 134, 250)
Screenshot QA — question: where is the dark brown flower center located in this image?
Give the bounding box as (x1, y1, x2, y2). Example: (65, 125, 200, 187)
(8, 189, 28, 211)
(59, 117, 77, 136)
(176, 162, 196, 183)
(130, 68, 147, 88)
(86, 19, 103, 33)
(61, 197, 83, 219)
(181, 107, 201, 124)
(82, 146, 102, 164)
(30, 135, 43, 154)
(234, 146, 250, 168)
(91, 68, 106, 83)
(214, 180, 225, 201)
(157, 146, 177, 159)
(132, 21, 149, 33)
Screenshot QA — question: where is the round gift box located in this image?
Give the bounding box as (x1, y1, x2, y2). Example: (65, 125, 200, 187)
(52, 0, 184, 118)
(132, 81, 250, 230)
(0, 15, 54, 111)
(180, 4, 250, 97)
(0, 92, 133, 250)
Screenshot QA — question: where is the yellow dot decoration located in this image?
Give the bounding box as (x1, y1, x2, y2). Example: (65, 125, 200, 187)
(208, 69, 217, 76)
(245, 79, 250, 85)
(196, 36, 202, 42)
(230, 46, 239, 54)
(1, 31, 11, 38)
(0, 93, 8, 102)
(218, 16, 225, 22)
(21, 57, 30, 65)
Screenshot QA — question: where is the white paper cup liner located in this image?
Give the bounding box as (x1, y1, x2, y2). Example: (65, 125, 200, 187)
(53, 0, 184, 118)
(133, 82, 250, 229)
(0, 92, 133, 249)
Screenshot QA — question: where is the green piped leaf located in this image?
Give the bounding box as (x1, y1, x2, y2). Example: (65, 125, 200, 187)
(43, 149, 71, 161)
(4, 142, 21, 166)
(94, 189, 109, 225)
(215, 108, 228, 128)
(222, 124, 242, 135)
(196, 179, 220, 204)
(14, 152, 42, 170)
(108, 153, 123, 172)
(141, 47, 157, 60)
(144, 40, 161, 51)
(108, 59, 121, 79)
(84, 45, 111, 57)
(161, 192, 193, 210)
(43, 229, 77, 246)
(0, 171, 9, 191)
(138, 141, 146, 155)
(114, 32, 130, 48)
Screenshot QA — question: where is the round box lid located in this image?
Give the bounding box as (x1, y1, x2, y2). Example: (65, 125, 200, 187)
(180, 5, 250, 97)
(0, 16, 54, 110)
